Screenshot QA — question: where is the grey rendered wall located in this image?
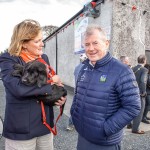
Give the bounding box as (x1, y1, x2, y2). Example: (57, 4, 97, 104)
(44, 24, 80, 87)
(44, 37, 57, 71)
(56, 25, 79, 87)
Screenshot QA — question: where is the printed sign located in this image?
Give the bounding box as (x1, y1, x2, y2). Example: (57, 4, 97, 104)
(74, 17, 88, 54)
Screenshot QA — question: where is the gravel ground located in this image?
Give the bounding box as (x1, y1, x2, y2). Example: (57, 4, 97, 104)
(0, 80, 150, 150)
(0, 107, 150, 150)
(53, 107, 150, 150)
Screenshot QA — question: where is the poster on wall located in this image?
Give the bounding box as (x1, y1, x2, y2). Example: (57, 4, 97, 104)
(74, 17, 88, 54)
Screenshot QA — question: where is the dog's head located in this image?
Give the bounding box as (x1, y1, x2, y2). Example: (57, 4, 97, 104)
(12, 60, 47, 87)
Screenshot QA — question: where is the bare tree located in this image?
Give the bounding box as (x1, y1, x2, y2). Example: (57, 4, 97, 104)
(42, 25, 58, 39)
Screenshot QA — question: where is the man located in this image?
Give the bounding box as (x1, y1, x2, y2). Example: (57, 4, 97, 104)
(132, 55, 149, 133)
(120, 55, 131, 67)
(71, 24, 141, 150)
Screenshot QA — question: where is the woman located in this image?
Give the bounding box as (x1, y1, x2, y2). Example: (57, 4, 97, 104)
(0, 19, 66, 150)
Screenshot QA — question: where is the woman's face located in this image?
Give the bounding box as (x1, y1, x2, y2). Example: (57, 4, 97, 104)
(23, 31, 44, 56)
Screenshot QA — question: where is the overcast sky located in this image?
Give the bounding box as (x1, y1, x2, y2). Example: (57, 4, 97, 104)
(0, 0, 90, 51)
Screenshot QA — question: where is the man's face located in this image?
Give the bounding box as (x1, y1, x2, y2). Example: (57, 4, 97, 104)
(124, 58, 130, 65)
(84, 30, 109, 65)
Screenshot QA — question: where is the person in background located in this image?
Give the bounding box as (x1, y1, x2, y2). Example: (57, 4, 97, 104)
(120, 55, 131, 67)
(0, 19, 66, 150)
(142, 63, 150, 124)
(66, 53, 87, 131)
(131, 55, 148, 134)
(71, 24, 141, 150)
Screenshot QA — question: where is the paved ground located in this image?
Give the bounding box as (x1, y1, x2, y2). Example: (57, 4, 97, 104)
(0, 81, 150, 150)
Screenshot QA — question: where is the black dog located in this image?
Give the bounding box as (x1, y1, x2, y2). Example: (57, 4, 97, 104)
(12, 60, 47, 87)
(12, 59, 67, 106)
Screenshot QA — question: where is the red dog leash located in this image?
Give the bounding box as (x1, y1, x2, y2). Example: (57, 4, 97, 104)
(37, 58, 56, 83)
(37, 58, 63, 135)
(41, 101, 62, 135)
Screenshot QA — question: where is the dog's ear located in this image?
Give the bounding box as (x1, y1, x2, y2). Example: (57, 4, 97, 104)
(12, 64, 24, 77)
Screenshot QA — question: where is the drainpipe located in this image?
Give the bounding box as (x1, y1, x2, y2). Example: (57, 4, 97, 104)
(56, 34, 58, 74)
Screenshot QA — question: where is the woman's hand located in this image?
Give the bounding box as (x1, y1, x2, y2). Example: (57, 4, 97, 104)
(52, 75, 64, 87)
(55, 96, 66, 106)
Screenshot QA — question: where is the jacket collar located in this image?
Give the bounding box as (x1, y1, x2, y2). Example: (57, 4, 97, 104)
(83, 52, 112, 68)
(138, 63, 144, 67)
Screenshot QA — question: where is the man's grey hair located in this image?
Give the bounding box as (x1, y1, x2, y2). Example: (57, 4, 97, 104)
(84, 24, 107, 41)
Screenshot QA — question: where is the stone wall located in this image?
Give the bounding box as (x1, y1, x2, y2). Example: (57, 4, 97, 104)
(144, 0, 150, 51)
(111, 0, 149, 66)
(145, 2, 150, 63)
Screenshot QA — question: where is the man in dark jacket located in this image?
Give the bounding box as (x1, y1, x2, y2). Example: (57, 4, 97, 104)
(143, 64, 150, 123)
(71, 24, 141, 150)
(132, 55, 149, 133)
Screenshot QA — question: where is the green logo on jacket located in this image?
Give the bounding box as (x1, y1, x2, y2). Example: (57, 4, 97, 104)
(100, 75, 107, 82)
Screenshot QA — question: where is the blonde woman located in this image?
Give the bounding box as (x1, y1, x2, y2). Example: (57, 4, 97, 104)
(0, 19, 66, 150)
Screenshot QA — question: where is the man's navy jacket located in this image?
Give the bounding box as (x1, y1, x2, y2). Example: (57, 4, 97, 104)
(71, 52, 141, 145)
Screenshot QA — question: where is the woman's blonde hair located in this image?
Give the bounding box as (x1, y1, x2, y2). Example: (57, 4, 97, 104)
(8, 19, 41, 56)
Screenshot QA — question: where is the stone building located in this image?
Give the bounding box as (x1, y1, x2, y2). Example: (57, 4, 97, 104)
(43, 0, 150, 88)
(112, 0, 150, 64)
